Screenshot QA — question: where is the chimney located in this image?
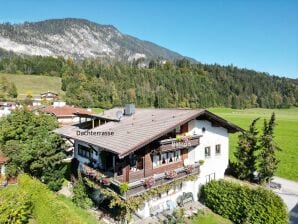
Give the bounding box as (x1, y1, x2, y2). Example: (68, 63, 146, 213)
(124, 104, 135, 116)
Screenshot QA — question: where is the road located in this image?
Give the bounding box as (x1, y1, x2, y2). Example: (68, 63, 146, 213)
(271, 176, 298, 224)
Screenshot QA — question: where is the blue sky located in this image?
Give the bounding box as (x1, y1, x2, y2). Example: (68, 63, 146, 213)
(0, 0, 297, 78)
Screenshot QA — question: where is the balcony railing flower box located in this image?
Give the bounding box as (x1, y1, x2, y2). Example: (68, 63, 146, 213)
(144, 176, 155, 188)
(165, 170, 178, 179)
(185, 165, 194, 174)
(101, 177, 111, 186)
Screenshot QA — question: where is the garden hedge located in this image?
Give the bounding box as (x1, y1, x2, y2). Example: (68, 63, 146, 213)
(200, 180, 288, 224)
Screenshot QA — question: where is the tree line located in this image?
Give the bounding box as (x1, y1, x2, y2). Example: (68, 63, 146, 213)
(0, 55, 297, 109)
(0, 76, 18, 99)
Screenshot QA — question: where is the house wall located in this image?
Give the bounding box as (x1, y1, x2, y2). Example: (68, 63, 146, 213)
(136, 119, 229, 218)
(57, 116, 80, 124)
(188, 119, 229, 181)
(0, 164, 5, 176)
(144, 147, 188, 178)
(74, 141, 102, 168)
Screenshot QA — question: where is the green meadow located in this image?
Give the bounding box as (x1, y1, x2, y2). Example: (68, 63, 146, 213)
(208, 107, 298, 181)
(0, 73, 64, 100)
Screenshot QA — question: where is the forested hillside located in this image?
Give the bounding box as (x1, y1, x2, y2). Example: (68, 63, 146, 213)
(0, 55, 297, 109)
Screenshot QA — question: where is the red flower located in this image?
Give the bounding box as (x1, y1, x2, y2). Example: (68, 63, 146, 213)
(185, 165, 194, 174)
(144, 177, 155, 188)
(165, 170, 177, 179)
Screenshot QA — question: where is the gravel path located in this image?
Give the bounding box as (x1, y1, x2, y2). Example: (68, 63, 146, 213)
(271, 176, 298, 224)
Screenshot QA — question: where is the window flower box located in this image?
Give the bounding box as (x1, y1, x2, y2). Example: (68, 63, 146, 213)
(144, 177, 155, 188)
(165, 170, 177, 179)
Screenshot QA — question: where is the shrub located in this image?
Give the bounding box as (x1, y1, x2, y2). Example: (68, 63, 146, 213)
(119, 182, 129, 195)
(199, 160, 205, 165)
(72, 172, 93, 209)
(0, 186, 32, 224)
(200, 180, 288, 224)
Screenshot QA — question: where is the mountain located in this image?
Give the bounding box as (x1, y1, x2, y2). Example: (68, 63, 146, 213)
(0, 18, 192, 62)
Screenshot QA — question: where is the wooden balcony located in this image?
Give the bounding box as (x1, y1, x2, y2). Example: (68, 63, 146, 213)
(158, 135, 201, 152)
(83, 162, 201, 199)
(125, 163, 201, 198)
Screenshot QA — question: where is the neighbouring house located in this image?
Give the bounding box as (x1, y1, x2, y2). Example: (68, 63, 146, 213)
(54, 104, 242, 218)
(0, 152, 7, 177)
(0, 101, 18, 117)
(42, 102, 94, 124)
(32, 97, 42, 106)
(40, 91, 58, 101)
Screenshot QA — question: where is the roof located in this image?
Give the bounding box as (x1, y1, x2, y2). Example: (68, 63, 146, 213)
(74, 107, 133, 121)
(42, 105, 93, 118)
(55, 108, 243, 158)
(40, 91, 58, 96)
(0, 101, 16, 106)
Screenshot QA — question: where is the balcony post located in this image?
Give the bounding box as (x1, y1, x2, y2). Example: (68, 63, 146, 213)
(122, 164, 130, 182)
(113, 155, 116, 177)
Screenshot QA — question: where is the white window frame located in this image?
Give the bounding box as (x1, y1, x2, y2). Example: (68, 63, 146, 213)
(215, 144, 221, 155)
(205, 146, 211, 158)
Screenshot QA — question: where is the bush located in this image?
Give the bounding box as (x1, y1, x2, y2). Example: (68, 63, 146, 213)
(0, 186, 32, 224)
(119, 182, 129, 195)
(72, 172, 93, 209)
(200, 180, 288, 224)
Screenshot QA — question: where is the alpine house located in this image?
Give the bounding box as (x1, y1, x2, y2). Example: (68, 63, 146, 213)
(55, 104, 242, 218)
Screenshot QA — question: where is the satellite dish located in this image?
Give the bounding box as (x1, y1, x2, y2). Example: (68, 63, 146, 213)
(116, 110, 123, 120)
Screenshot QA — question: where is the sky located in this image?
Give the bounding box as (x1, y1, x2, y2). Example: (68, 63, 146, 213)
(0, 0, 297, 78)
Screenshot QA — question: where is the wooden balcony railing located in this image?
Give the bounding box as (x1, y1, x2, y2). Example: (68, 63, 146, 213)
(158, 135, 201, 152)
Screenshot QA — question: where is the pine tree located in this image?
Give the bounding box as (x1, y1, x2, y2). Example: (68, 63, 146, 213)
(258, 113, 280, 184)
(8, 82, 18, 98)
(234, 118, 260, 181)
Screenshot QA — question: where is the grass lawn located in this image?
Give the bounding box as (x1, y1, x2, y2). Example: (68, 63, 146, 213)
(17, 174, 98, 224)
(0, 73, 64, 100)
(191, 210, 232, 224)
(208, 107, 298, 181)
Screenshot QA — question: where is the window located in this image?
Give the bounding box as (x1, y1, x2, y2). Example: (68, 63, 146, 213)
(78, 144, 91, 158)
(215, 144, 221, 155)
(161, 153, 167, 164)
(205, 146, 211, 158)
(130, 154, 144, 171)
(174, 150, 181, 161)
(153, 154, 160, 168)
(153, 149, 181, 168)
(168, 152, 174, 163)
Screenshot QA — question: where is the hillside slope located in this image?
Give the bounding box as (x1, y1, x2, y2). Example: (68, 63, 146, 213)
(0, 73, 63, 99)
(0, 18, 190, 62)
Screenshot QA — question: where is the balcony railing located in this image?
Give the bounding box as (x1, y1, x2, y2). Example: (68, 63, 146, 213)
(81, 162, 201, 199)
(125, 162, 201, 198)
(158, 135, 201, 152)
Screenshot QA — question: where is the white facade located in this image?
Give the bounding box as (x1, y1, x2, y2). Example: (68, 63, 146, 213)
(136, 119, 229, 218)
(72, 118, 230, 219)
(0, 164, 5, 176)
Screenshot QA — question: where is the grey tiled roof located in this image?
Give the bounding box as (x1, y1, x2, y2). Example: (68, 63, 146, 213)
(55, 108, 242, 158)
